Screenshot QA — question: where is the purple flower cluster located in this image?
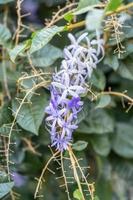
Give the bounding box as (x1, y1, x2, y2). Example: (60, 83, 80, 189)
(45, 33, 104, 151)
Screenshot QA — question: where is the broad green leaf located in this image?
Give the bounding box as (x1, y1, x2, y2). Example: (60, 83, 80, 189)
(63, 151, 74, 178)
(64, 151, 88, 182)
(0, 0, 14, 4)
(95, 94, 111, 108)
(77, 0, 100, 9)
(89, 69, 106, 90)
(12, 89, 49, 135)
(122, 19, 133, 39)
(74, 0, 100, 15)
(64, 12, 74, 22)
(0, 171, 9, 182)
(94, 196, 100, 200)
(72, 140, 88, 151)
(91, 135, 111, 156)
(0, 182, 14, 198)
(78, 109, 114, 134)
(30, 26, 64, 54)
(0, 102, 12, 126)
(118, 61, 133, 80)
(0, 124, 14, 136)
(105, 0, 123, 12)
(0, 24, 11, 45)
(111, 156, 133, 185)
(31, 44, 63, 67)
(9, 43, 27, 63)
(112, 123, 133, 158)
(95, 159, 112, 199)
(119, 42, 133, 59)
(86, 9, 104, 31)
(0, 65, 20, 84)
(73, 189, 82, 200)
(104, 54, 119, 71)
(111, 173, 128, 200)
(96, 177, 112, 200)
(77, 100, 92, 123)
(18, 77, 35, 91)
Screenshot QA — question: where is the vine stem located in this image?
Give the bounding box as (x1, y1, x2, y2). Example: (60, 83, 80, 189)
(68, 147, 85, 200)
(60, 152, 71, 200)
(67, 2, 133, 30)
(15, 0, 23, 45)
(34, 150, 60, 199)
(69, 146, 95, 200)
(98, 91, 133, 104)
(46, 2, 78, 27)
(6, 80, 50, 181)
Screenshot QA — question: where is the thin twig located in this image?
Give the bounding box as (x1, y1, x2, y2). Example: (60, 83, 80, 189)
(68, 146, 95, 200)
(68, 147, 86, 200)
(46, 2, 78, 27)
(98, 91, 133, 104)
(22, 137, 41, 156)
(67, 2, 133, 30)
(6, 80, 50, 181)
(97, 91, 133, 112)
(61, 152, 71, 200)
(15, 0, 24, 45)
(34, 151, 60, 199)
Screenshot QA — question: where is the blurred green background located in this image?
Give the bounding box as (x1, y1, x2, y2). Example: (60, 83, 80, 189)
(0, 0, 133, 200)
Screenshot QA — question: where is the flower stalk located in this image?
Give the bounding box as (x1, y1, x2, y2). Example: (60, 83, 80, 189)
(45, 32, 104, 152)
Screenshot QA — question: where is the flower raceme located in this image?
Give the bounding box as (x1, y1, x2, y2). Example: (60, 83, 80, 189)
(45, 32, 104, 152)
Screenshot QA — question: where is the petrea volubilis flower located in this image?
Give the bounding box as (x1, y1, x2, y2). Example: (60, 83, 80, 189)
(45, 32, 104, 151)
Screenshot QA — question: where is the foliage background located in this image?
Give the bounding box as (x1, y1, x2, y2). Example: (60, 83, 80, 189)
(0, 0, 133, 199)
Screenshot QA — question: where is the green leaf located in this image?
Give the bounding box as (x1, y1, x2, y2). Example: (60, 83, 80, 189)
(89, 69, 106, 90)
(105, 0, 123, 12)
(0, 24, 11, 45)
(111, 155, 133, 185)
(118, 61, 133, 80)
(94, 196, 100, 200)
(31, 44, 63, 67)
(119, 42, 133, 59)
(74, 0, 100, 15)
(111, 173, 128, 200)
(77, 100, 92, 123)
(96, 177, 112, 200)
(30, 26, 64, 54)
(9, 43, 27, 63)
(0, 102, 12, 126)
(73, 189, 82, 200)
(0, 0, 14, 4)
(72, 140, 88, 151)
(78, 109, 114, 134)
(95, 95, 111, 109)
(63, 151, 88, 182)
(112, 123, 133, 158)
(91, 135, 111, 156)
(64, 12, 74, 22)
(104, 54, 119, 71)
(12, 89, 49, 135)
(0, 182, 14, 198)
(86, 9, 104, 31)
(122, 19, 133, 40)
(0, 124, 14, 136)
(0, 65, 20, 85)
(77, 0, 99, 9)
